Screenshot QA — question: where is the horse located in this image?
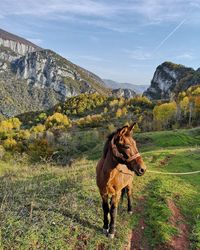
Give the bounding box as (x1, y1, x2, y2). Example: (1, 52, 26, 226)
(96, 123, 147, 238)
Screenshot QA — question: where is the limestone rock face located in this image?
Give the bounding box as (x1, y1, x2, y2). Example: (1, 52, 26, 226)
(111, 88, 136, 99)
(143, 62, 196, 100)
(0, 28, 109, 117)
(0, 28, 40, 58)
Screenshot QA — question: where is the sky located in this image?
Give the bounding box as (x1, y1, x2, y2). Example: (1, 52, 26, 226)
(1, 0, 200, 85)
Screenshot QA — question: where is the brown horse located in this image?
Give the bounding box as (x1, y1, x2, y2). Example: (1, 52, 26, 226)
(96, 123, 147, 238)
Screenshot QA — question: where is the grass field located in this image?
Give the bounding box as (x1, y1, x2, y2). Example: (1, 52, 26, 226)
(0, 128, 200, 249)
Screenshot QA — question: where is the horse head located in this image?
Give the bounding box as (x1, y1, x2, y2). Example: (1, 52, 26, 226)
(111, 123, 146, 176)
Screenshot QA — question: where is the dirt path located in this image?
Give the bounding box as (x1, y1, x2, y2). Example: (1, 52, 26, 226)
(166, 199, 190, 250)
(124, 196, 149, 250)
(125, 198, 190, 250)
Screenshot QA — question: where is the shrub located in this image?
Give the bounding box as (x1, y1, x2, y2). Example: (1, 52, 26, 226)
(3, 138, 17, 150)
(35, 112, 47, 123)
(0, 145, 5, 159)
(17, 130, 31, 140)
(28, 139, 54, 162)
(45, 113, 71, 129)
(31, 124, 46, 133)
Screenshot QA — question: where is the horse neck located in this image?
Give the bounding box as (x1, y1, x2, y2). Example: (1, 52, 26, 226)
(103, 144, 118, 173)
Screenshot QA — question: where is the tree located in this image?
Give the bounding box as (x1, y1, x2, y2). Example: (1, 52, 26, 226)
(45, 113, 71, 129)
(115, 108, 122, 118)
(153, 102, 177, 129)
(179, 96, 189, 117)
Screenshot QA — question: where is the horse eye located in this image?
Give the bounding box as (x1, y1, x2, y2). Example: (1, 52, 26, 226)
(123, 144, 130, 149)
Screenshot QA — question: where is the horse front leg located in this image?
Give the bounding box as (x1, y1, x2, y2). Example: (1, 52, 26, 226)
(102, 195, 109, 234)
(108, 192, 121, 239)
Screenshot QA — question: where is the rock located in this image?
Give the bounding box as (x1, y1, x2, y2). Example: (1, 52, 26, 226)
(144, 62, 196, 99)
(111, 88, 136, 99)
(0, 28, 109, 117)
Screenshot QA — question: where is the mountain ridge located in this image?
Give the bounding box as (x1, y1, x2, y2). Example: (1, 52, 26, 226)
(0, 28, 109, 117)
(103, 79, 148, 94)
(0, 28, 41, 50)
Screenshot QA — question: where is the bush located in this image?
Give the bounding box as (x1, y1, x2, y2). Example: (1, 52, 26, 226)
(28, 139, 54, 162)
(45, 113, 71, 129)
(0, 145, 5, 159)
(16, 130, 31, 140)
(3, 138, 17, 150)
(31, 124, 46, 133)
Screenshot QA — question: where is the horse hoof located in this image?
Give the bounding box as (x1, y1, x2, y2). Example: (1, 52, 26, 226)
(108, 233, 115, 239)
(128, 211, 133, 215)
(103, 228, 109, 235)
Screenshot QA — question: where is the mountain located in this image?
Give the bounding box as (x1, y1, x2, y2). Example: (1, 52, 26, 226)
(0, 28, 40, 56)
(0, 28, 109, 117)
(144, 62, 200, 100)
(103, 79, 148, 94)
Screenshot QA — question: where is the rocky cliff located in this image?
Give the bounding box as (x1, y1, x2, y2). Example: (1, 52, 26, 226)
(143, 62, 200, 100)
(0, 28, 109, 117)
(0, 28, 40, 57)
(111, 88, 136, 99)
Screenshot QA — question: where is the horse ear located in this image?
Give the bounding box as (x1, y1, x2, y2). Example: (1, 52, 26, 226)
(118, 126, 128, 136)
(128, 122, 136, 132)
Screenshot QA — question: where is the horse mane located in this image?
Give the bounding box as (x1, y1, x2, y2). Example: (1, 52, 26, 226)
(103, 132, 115, 158)
(103, 126, 129, 158)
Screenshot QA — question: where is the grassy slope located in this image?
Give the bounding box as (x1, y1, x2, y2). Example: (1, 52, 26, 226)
(0, 128, 200, 249)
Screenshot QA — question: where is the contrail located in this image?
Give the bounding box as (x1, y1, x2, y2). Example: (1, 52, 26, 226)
(153, 18, 186, 53)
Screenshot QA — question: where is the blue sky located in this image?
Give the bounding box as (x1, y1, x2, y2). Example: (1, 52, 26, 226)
(1, 0, 200, 85)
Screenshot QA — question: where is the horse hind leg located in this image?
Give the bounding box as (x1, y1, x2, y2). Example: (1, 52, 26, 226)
(102, 196, 109, 235)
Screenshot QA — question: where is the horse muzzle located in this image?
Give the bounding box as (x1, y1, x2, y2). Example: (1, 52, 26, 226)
(127, 162, 146, 176)
(136, 167, 146, 176)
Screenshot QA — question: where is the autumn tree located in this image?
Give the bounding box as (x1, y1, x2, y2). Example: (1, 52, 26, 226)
(45, 113, 71, 129)
(153, 102, 177, 129)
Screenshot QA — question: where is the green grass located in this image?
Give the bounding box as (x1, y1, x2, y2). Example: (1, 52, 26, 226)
(0, 128, 200, 249)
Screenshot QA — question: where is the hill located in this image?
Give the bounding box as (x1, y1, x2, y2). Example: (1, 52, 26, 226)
(103, 79, 148, 94)
(0, 128, 199, 249)
(0, 28, 109, 118)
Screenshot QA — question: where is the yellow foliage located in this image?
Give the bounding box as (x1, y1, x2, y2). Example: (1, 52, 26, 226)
(9, 118, 21, 130)
(153, 102, 177, 122)
(115, 108, 122, 118)
(31, 124, 46, 133)
(195, 96, 200, 112)
(192, 87, 200, 95)
(76, 114, 103, 127)
(18, 130, 31, 140)
(180, 96, 189, 111)
(0, 145, 5, 158)
(109, 99, 119, 107)
(3, 138, 17, 150)
(0, 118, 21, 133)
(122, 107, 128, 115)
(45, 113, 70, 129)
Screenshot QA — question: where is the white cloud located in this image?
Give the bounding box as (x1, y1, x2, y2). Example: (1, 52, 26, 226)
(0, 0, 117, 17)
(1, 0, 200, 36)
(1, 0, 200, 24)
(176, 52, 194, 60)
